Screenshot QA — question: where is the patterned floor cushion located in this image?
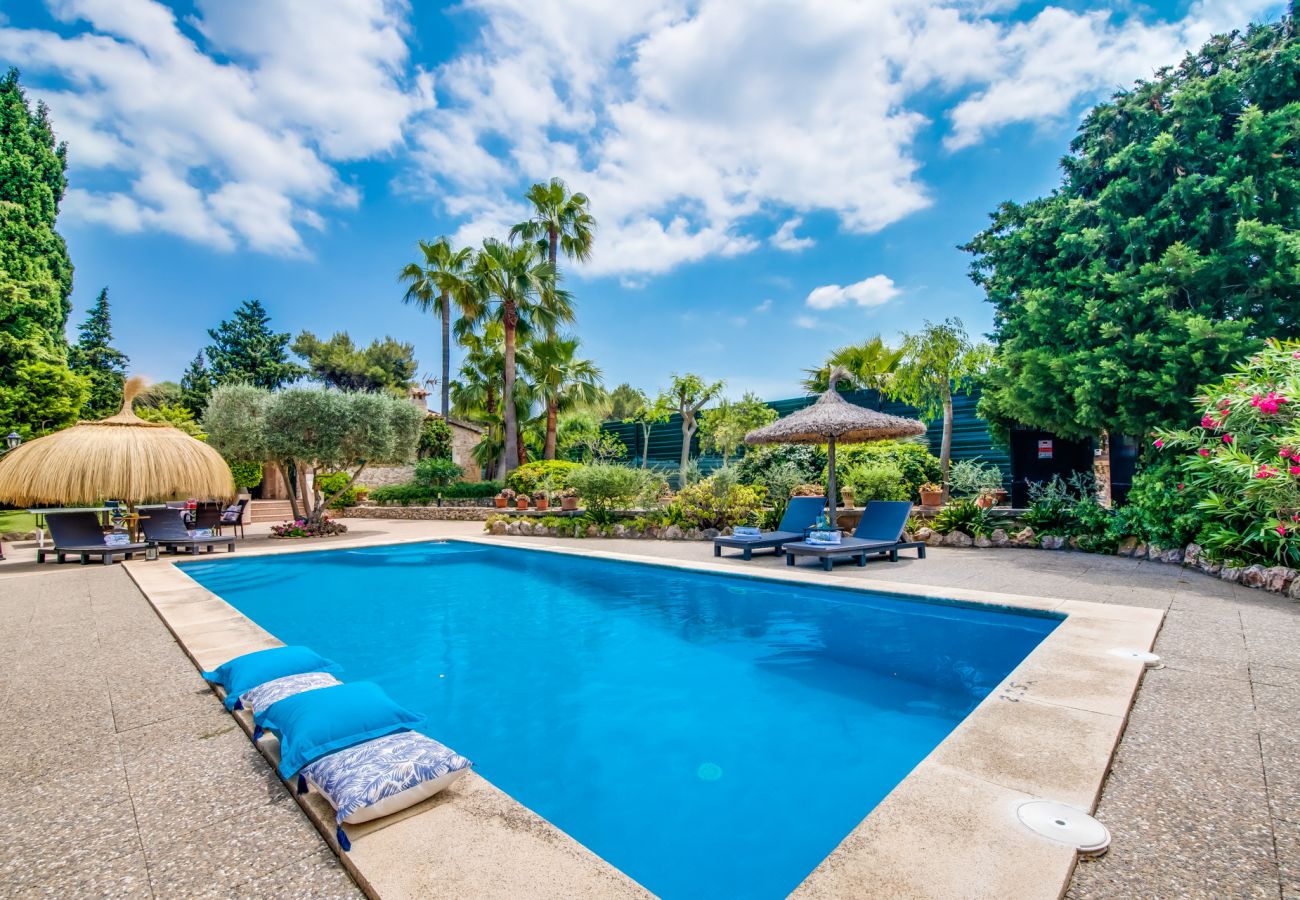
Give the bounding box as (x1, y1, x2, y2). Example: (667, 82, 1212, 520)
(239, 671, 342, 716)
(300, 730, 472, 825)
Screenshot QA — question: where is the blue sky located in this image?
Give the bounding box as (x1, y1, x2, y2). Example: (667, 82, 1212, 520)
(1, 0, 1287, 400)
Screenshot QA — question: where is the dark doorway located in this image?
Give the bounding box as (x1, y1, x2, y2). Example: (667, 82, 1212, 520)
(1108, 435, 1140, 505)
(1008, 428, 1095, 507)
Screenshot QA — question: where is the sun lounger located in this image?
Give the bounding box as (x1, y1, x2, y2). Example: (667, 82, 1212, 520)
(141, 507, 238, 555)
(36, 511, 150, 565)
(783, 500, 924, 571)
(713, 495, 827, 560)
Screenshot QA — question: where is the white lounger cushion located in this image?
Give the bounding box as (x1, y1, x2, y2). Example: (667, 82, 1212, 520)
(300, 731, 472, 824)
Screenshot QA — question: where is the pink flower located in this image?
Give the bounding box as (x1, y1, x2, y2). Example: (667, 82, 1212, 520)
(1201, 415, 1216, 428)
(1256, 465, 1280, 479)
(1223, 434, 1234, 444)
(1177, 483, 1184, 490)
(1282, 448, 1293, 459)
(1278, 525, 1288, 537)
(1292, 466, 1300, 476)
(1154, 438, 1164, 448)
(1198, 448, 1211, 457)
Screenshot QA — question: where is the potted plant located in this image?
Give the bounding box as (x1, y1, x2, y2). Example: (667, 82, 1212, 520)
(975, 489, 1000, 510)
(496, 488, 515, 509)
(840, 487, 856, 508)
(516, 492, 531, 510)
(560, 487, 579, 511)
(919, 482, 944, 508)
(534, 490, 550, 511)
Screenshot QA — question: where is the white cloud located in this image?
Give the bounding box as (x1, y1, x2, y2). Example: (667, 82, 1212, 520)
(1, 0, 1279, 266)
(771, 217, 814, 251)
(806, 274, 900, 311)
(0, 0, 427, 254)
(409, 0, 1277, 278)
(795, 315, 819, 329)
(754, 299, 773, 313)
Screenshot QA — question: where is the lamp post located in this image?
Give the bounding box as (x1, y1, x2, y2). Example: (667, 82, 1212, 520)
(0, 431, 21, 560)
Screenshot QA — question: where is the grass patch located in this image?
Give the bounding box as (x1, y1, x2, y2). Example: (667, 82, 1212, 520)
(0, 511, 38, 534)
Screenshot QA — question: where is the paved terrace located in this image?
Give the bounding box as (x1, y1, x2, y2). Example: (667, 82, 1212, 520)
(0, 519, 1296, 898)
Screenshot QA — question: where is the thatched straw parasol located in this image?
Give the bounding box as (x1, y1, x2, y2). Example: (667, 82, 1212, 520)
(745, 367, 926, 522)
(0, 376, 234, 510)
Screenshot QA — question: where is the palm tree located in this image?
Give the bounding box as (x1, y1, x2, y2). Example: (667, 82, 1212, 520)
(398, 238, 474, 417)
(802, 336, 904, 394)
(520, 335, 603, 459)
(510, 178, 595, 273)
(464, 239, 572, 474)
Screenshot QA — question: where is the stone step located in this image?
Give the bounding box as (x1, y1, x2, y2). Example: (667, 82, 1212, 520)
(248, 500, 295, 523)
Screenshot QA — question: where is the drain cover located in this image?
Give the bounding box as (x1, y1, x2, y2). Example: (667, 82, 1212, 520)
(1109, 648, 1162, 668)
(1017, 801, 1111, 855)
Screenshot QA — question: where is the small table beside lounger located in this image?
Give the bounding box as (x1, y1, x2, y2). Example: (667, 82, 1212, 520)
(713, 496, 827, 560)
(783, 500, 925, 571)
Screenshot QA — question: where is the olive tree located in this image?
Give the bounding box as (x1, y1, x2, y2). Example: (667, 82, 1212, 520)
(205, 384, 423, 522)
(668, 373, 724, 482)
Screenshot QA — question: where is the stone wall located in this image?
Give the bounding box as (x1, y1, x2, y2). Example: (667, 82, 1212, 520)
(357, 465, 416, 489)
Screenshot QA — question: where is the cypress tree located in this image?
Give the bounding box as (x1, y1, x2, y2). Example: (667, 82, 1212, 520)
(204, 299, 304, 391)
(69, 287, 129, 418)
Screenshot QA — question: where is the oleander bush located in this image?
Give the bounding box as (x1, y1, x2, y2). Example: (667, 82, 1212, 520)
(1153, 338, 1300, 566)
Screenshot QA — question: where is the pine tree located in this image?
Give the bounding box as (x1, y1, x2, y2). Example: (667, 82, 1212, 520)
(203, 299, 304, 391)
(180, 351, 214, 416)
(69, 287, 129, 418)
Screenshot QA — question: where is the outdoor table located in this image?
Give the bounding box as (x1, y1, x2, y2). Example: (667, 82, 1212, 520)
(27, 506, 115, 549)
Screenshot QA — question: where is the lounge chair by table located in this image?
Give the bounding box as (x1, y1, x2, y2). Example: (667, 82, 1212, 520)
(783, 500, 925, 571)
(36, 511, 151, 565)
(215, 499, 248, 539)
(713, 496, 827, 560)
(141, 507, 238, 556)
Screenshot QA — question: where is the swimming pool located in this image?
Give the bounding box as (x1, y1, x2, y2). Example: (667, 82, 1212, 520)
(183, 540, 1060, 899)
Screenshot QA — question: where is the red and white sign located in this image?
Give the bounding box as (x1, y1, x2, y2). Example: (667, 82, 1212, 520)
(1037, 439, 1053, 459)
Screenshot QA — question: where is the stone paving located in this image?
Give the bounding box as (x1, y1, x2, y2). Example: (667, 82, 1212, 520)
(1, 520, 1298, 898)
(0, 564, 361, 899)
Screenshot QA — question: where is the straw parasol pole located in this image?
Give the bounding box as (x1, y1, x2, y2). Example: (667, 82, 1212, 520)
(744, 367, 926, 525)
(0, 376, 235, 519)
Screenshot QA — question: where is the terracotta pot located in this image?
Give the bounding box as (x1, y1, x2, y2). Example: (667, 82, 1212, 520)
(535, 498, 550, 511)
(975, 494, 995, 510)
(516, 497, 530, 510)
(561, 497, 579, 511)
(495, 497, 507, 508)
(920, 489, 943, 508)
(840, 490, 856, 509)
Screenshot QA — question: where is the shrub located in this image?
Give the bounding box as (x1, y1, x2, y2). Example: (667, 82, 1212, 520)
(506, 460, 581, 495)
(414, 457, 463, 487)
(1153, 337, 1300, 566)
(825, 440, 941, 502)
(840, 462, 909, 503)
(1115, 454, 1202, 548)
(947, 458, 1004, 498)
(792, 483, 825, 496)
(228, 460, 263, 490)
(568, 463, 657, 524)
(315, 471, 364, 510)
(668, 475, 764, 530)
(735, 444, 826, 488)
(930, 498, 1005, 537)
(418, 416, 455, 460)
(1020, 472, 1094, 536)
(368, 479, 502, 505)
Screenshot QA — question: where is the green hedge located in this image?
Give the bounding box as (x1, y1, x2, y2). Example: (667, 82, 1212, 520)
(368, 480, 502, 505)
(505, 460, 581, 495)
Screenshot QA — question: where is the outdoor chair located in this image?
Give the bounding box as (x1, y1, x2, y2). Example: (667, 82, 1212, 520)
(783, 500, 925, 571)
(141, 507, 238, 556)
(193, 504, 223, 531)
(37, 511, 150, 566)
(216, 499, 248, 539)
(713, 496, 827, 560)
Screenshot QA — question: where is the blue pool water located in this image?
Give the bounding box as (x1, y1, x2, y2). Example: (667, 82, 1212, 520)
(183, 541, 1059, 899)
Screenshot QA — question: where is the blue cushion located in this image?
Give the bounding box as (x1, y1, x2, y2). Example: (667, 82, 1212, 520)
(257, 682, 425, 779)
(202, 646, 341, 711)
